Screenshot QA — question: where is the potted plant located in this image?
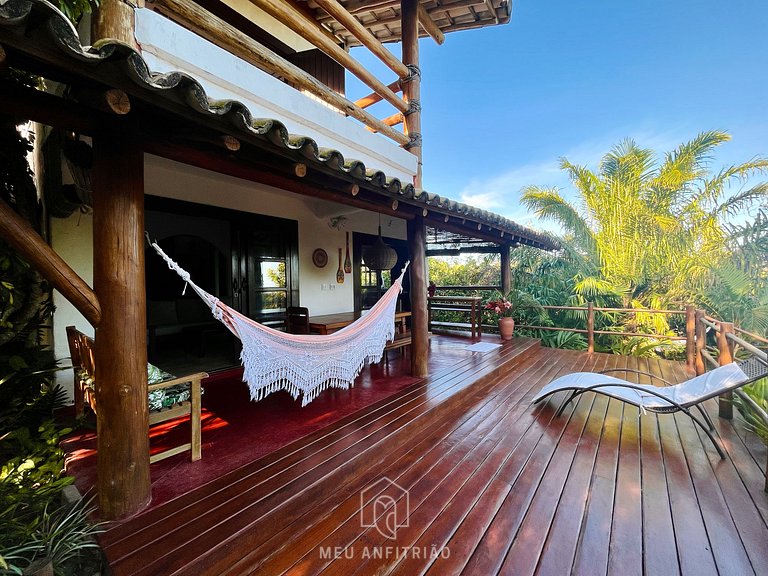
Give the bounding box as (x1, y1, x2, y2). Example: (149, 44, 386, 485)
(485, 293, 515, 340)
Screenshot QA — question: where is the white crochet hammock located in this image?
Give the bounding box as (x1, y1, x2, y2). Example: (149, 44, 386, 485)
(151, 241, 409, 406)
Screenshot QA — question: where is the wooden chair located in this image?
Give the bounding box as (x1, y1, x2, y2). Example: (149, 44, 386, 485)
(286, 306, 310, 334)
(66, 326, 207, 463)
(384, 312, 412, 359)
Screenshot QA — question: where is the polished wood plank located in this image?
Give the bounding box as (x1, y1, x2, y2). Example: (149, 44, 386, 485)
(636, 358, 681, 576)
(607, 354, 644, 576)
(236, 348, 556, 576)
(95, 345, 768, 576)
(529, 356, 611, 576)
(106, 340, 540, 574)
(652, 357, 718, 576)
(571, 353, 624, 575)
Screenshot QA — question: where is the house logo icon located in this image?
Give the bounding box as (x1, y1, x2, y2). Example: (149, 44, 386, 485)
(359, 477, 409, 539)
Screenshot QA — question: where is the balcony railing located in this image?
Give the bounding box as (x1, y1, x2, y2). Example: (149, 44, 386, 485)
(144, 0, 422, 152)
(430, 285, 768, 491)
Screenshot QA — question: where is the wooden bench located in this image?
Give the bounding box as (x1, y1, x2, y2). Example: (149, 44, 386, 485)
(428, 296, 482, 338)
(66, 326, 207, 463)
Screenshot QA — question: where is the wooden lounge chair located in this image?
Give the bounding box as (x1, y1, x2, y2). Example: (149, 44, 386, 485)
(66, 326, 207, 463)
(532, 357, 768, 459)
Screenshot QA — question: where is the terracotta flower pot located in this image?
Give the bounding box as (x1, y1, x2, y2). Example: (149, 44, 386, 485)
(498, 317, 515, 340)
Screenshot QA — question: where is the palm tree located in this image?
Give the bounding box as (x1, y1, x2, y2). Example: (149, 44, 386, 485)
(521, 131, 768, 316)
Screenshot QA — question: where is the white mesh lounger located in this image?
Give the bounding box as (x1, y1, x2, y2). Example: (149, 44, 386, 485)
(531, 357, 768, 458)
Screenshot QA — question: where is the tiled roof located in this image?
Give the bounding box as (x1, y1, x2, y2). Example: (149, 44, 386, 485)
(0, 0, 557, 250)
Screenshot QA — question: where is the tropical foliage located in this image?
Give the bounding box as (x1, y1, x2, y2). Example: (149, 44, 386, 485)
(521, 130, 768, 321)
(2, 8, 103, 562)
(431, 131, 767, 443)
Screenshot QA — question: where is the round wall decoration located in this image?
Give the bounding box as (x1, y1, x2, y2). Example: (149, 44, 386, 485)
(312, 248, 328, 268)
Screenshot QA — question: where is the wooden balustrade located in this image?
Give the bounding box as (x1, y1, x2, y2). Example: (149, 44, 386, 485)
(145, 0, 420, 150)
(430, 286, 767, 490)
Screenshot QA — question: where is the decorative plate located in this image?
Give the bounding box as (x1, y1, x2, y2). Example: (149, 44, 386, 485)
(312, 248, 328, 268)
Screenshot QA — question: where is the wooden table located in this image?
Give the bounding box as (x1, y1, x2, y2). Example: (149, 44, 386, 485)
(309, 311, 411, 335)
(428, 295, 483, 338)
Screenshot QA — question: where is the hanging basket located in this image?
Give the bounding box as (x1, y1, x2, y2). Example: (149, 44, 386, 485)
(362, 226, 397, 270)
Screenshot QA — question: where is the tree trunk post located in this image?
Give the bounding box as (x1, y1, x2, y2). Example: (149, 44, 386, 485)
(587, 301, 595, 354)
(92, 135, 150, 519)
(717, 321, 734, 419)
(91, 0, 138, 49)
(694, 309, 706, 376)
(500, 243, 511, 295)
(401, 0, 422, 187)
(408, 215, 428, 378)
(685, 304, 696, 374)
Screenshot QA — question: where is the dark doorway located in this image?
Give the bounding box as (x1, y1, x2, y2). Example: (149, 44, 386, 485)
(352, 231, 410, 314)
(145, 196, 299, 375)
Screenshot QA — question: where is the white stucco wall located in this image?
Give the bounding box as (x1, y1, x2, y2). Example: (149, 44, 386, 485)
(50, 211, 94, 401)
(51, 155, 406, 400)
(134, 9, 418, 182)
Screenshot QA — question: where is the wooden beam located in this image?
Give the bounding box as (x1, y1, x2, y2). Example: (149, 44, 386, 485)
(145, 141, 412, 220)
(354, 80, 402, 109)
(74, 87, 131, 115)
(381, 112, 404, 127)
(500, 242, 510, 294)
(318, 0, 397, 22)
(0, 200, 101, 327)
(311, 0, 410, 78)
(245, 0, 409, 113)
(92, 134, 150, 520)
(0, 80, 109, 135)
(147, 0, 409, 146)
(408, 215, 428, 378)
(92, 0, 138, 48)
(418, 4, 445, 45)
(365, 112, 402, 132)
(483, 0, 499, 24)
(402, 0, 422, 187)
(284, 0, 343, 45)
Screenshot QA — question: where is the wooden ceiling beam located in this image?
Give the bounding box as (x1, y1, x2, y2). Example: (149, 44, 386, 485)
(483, 0, 499, 24)
(144, 138, 414, 220)
(311, 0, 410, 78)
(418, 4, 445, 45)
(0, 79, 118, 135)
(318, 0, 398, 21)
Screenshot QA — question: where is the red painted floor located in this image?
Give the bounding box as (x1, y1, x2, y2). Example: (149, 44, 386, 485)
(62, 352, 423, 509)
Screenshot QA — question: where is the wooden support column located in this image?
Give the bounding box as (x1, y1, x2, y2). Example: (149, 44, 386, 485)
(685, 304, 696, 374)
(717, 321, 735, 419)
(401, 0, 422, 188)
(500, 243, 511, 295)
(92, 135, 150, 520)
(92, 0, 138, 48)
(587, 302, 595, 354)
(408, 215, 428, 378)
(694, 309, 706, 376)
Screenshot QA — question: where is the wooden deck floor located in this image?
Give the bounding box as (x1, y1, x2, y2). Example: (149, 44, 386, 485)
(99, 339, 768, 575)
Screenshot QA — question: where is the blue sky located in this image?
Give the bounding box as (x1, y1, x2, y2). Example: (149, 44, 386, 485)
(348, 1, 768, 231)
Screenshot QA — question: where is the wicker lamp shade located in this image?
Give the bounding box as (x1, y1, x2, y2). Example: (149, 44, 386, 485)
(362, 226, 398, 270)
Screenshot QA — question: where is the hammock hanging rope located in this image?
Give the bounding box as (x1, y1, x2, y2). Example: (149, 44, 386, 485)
(150, 241, 409, 406)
